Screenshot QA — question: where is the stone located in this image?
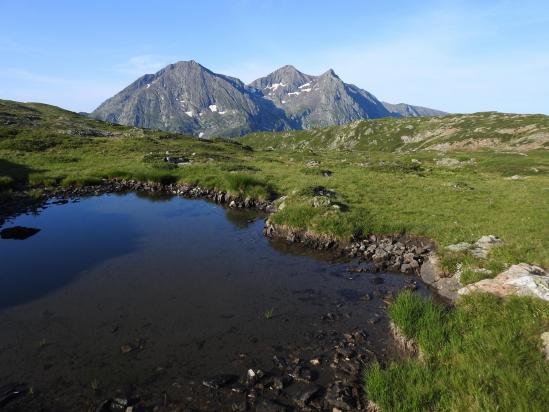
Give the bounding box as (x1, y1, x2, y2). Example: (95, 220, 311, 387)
(296, 384, 322, 406)
(458, 263, 549, 301)
(202, 374, 238, 389)
(120, 344, 134, 354)
(446, 242, 472, 252)
(541, 332, 549, 361)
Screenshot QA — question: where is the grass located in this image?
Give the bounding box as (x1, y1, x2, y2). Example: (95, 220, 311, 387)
(365, 291, 549, 411)
(263, 308, 274, 320)
(1, 99, 548, 411)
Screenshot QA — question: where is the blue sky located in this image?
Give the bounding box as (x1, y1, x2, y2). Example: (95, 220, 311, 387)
(1, 0, 548, 114)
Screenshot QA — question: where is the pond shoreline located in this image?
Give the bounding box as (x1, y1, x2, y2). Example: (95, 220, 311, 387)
(1, 179, 454, 301)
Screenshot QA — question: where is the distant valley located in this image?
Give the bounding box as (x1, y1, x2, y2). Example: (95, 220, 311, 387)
(91, 61, 446, 138)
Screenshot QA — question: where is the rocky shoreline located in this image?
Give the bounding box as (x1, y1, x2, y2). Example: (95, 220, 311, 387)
(1, 179, 454, 300)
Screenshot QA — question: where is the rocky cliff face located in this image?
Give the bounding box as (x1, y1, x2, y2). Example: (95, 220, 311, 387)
(92, 61, 445, 137)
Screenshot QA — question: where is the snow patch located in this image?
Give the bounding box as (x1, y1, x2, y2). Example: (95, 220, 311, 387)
(288, 91, 301, 96)
(219, 111, 227, 115)
(298, 83, 311, 89)
(281, 100, 286, 104)
(199, 132, 205, 138)
(146, 83, 151, 89)
(185, 111, 194, 117)
(209, 104, 218, 112)
(300, 88, 312, 93)
(266, 82, 287, 91)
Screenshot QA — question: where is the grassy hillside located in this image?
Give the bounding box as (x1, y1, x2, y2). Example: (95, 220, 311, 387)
(1, 99, 548, 410)
(241, 112, 549, 153)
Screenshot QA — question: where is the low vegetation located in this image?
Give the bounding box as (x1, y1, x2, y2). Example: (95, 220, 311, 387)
(1, 99, 548, 410)
(365, 291, 549, 411)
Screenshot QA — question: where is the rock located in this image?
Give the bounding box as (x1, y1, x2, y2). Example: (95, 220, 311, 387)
(306, 160, 320, 168)
(313, 196, 331, 208)
(255, 398, 288, 412)
(229, 200, 237, 208)
(272, 355, 288, 370)
(120, 344, 134, 354)
(446, 242, 472, 252)
(202, 374, 238, 389)
(295, 384, 322, 406)
(458, 263, 549, 301)
(541, 332, 549, 361)
(325, 381, 357, 410)
(0, 226, 40, 240)
(436, 157, 462, 167)
(0, 383, 27, 408)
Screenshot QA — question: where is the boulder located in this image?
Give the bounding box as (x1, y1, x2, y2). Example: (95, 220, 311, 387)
(458, 263, 549, 301)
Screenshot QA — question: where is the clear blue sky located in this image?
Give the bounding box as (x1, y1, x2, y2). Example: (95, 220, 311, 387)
(1, 0, 548, 114)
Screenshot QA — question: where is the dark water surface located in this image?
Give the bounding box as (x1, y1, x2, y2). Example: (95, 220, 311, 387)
(0, 193, 429, 411)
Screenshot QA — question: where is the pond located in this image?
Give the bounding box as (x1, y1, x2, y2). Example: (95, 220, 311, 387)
(0, 193, 430, 411)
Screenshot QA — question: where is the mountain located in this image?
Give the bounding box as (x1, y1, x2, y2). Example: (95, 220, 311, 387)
(92, 61, 446, 137)
(248, 65, 393, 129)
(382, 102, 447, 117)
(92, 61, 289, 138)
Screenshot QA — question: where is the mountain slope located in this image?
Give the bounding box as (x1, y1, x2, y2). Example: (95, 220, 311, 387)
(240, 112, 549, 153)
(382, 102, 447, 117)
(92, 61, 289, 138)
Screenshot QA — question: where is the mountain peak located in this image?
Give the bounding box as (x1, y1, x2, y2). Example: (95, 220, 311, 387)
(320, 68, 339, 79)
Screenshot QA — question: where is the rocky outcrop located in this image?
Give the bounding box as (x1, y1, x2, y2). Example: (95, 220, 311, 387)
(458, 263, 549, 301)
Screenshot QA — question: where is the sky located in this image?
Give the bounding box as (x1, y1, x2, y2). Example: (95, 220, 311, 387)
(0, 0, 548, 114)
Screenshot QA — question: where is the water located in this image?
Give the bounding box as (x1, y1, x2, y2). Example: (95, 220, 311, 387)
(0, 193, 429, 410)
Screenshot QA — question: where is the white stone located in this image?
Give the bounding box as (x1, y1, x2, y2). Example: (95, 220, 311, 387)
(541, 332, 549, 361)
(458, 263, 549, 301)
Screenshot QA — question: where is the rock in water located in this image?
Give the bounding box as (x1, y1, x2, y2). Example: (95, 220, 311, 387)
(0, 226, 40, 240)
(202, 374, 238, 389)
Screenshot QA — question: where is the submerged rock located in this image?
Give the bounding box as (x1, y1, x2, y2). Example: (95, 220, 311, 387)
(202, 374, 238, 390)
(0, 383, 28, 408)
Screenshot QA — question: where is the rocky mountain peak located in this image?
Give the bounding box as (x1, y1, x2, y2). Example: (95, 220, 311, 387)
(92, 60, 446, 138)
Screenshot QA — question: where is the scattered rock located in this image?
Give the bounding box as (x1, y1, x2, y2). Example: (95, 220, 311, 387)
(458, 263, 549, 301)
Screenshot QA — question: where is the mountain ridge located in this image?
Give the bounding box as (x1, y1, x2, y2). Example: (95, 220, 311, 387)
(92, 61, 447, 137)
